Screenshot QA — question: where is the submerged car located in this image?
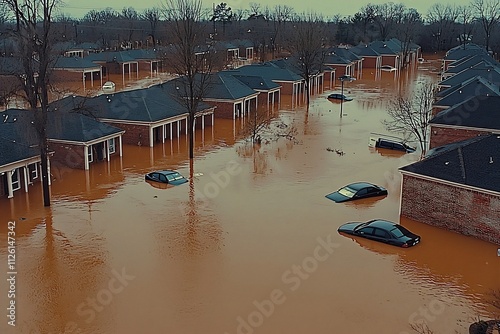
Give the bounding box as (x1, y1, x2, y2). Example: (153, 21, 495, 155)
(102, 81, 116, 92)
(145, 170, 188, 186)
(380, 65, 397, 72)
(327, 93, 353, 101)
(338, 219, 421, 248)
(325, 182, 387, 203)
(369, 137, 416, 153)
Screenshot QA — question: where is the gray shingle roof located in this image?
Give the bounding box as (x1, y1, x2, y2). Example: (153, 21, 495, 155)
(430, 95, 500, 130)
(350, 44, 380, 57)
(230, 74, 280, 91)
(445, 55, 498, 75)
(444, 43, 489, 61)
(439, 66, 500, 88)
(368, 41, 399, 55)
(400, 134, 500, 193)
(53, 56, 102, 70)
(234, 63, 303, 82)
(204, 72, 258, 100)
(434, 77, 500, 107)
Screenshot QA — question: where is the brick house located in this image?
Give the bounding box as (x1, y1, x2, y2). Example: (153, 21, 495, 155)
(429, 95, 500, 148)
(350, 44, 382, 69)
(234, 62, 303, 102)
(201, 71, 260, 119)
(51, 56, 103, 92)
(52, 83, 215, 147)
(442, 43, 490, 72)
(400, 134, 500, 245)
(0, 116, 44, 198)
(432, 76, 500, 116)
(2, 108, 124, 172)
(441, 54, 497, 80)
(229, 73, 281, 108)
(438, 65, 500, 90)
(368, 40, 401, 69)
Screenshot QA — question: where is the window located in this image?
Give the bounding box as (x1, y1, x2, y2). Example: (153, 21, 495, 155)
(373, 229, 390, 238)
(28, 163, 38, 180)
(357, 227, 374, 235)
(159, 174, 167, 183)
(11, 169, 20, 191)
(108, 138, 116, 154)
(356, 188, 368, 196)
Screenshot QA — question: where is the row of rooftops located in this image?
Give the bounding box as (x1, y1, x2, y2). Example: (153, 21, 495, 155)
(400, 43, 500, 193)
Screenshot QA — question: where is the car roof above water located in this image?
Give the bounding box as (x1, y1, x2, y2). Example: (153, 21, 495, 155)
(346, 182, 377, 190)
(366, 219, 397, 230)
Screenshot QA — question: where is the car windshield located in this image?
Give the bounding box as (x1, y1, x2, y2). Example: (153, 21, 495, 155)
(166, 173, 184, 181)
(338, 186, 357, 198)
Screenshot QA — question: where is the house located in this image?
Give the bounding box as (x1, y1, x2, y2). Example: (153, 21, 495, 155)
(442, 43, 490, 72)
(429, 95, 500, 148)
(229, 73, 281, 108)
(441, 54, 498, 80)
(368, 40, 401, 69)
(0, 113, 44, 198)
(51, 56, 103, 92)
(432, 76, 500, 115)
(234, 62, 304, 106)
(51, 83, 215, 147)
(323, 52, 354, 78)
(230, 39, 255, 63)
(329, 47, 363, 74)
(399, 134, 500, 245)
(437, 65, 500, 90)
(201, 71, 260, 119)
(2, 108, 125, 171)
(270, 57, 324, 97)
(350, 44, 382, 69)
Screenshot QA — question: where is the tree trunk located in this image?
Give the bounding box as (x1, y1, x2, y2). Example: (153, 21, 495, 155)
(189, 112, 195, 159)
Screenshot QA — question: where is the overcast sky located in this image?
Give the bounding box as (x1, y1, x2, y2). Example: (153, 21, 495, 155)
(61, 0, 473, 19)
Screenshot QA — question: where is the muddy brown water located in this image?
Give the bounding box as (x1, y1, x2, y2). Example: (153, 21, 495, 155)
(1, 58, 499, 334)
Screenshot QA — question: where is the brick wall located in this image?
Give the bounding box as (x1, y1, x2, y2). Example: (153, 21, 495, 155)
(362, 57, 378, 68)
(401, 174, 500, 245)
(429, 126, 488, 148)
(0, 175, 6, 197)
(381, 55, 397, 67)
(49, 143, 86, 169)
(206, 101, 235, 119)
(105, 122, 151, 146)
(326, 65, 347, 77)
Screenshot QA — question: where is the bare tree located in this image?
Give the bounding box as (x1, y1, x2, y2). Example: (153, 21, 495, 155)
(351, 4, 376, 43)
(395, 8, 422, 68)
(373, 2, 405, 40)
(286, 13, 327, 107)
(457, 5, 475, 48)
(383, 82, 436, 156)
(472, 0, 500, 52)
(426, 4, 460, 51)
(142, 7, 161, 48)
(3, 0, 60, 206)
(121, 7, 138, 44)
(162, 0, 213, 160)
(268, 5, 294, 58)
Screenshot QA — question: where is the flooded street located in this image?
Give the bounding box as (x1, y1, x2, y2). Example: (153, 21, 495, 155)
(1, 58, 499, 334)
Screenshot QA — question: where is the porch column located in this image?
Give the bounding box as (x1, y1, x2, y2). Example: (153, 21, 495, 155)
(106, 140, 111, 162)
(47, 158, 51, 185)
(90, 70, 94, 87)
(170, 122, 173, 140)
(162, 124, 165, 143)
(100, 68, 103, 87)
(23, 166, 29, 192)
(177, 120, 180, 138)
(82, 72, 86, 92)
(211, 113, 214, 127)
(6, 170, 13, 198)
(202, 114, 205, 129)
(119, 136, 123, 157)
(149, 126, 154, 147)
(84, 146, 90, 170)
(185, 118, 188, 134)
(122, 64, 125, 85)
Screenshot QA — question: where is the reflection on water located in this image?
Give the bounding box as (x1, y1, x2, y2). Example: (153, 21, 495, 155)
(1, 59, 498, 334)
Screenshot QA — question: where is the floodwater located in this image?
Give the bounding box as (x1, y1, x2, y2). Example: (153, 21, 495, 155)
(1, 57, 499, 334)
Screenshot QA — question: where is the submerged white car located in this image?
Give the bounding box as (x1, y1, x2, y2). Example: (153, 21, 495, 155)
(102, 81, 116, 92)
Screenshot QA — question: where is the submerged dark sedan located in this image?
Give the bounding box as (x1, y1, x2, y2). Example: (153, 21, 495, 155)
(338, 219, 420, 248)
(145, 170, 188, 186)
(327, 93, 353, 101)
(325, 182, 387, 203)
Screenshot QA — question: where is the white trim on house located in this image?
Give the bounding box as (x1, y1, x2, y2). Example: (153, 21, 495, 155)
(430, 123, 500, 134)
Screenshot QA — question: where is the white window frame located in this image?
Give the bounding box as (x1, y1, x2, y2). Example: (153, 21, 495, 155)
(108, 138, 116, 154)
(28, 163, 38, 180)
(88, 145, 93, 163)
(11, 169, 20, 191)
